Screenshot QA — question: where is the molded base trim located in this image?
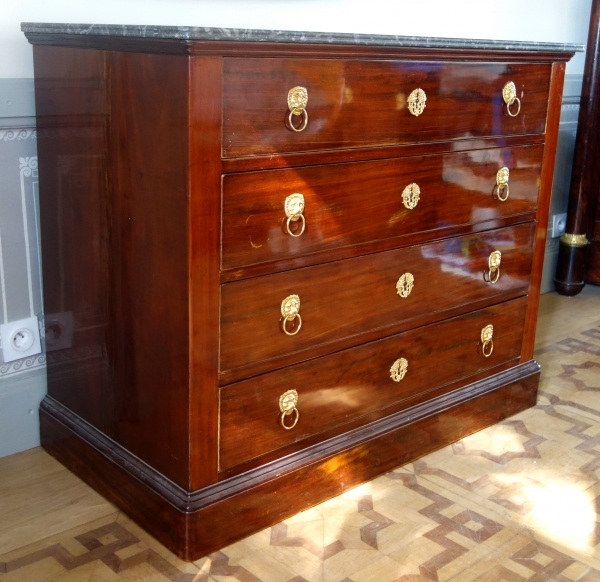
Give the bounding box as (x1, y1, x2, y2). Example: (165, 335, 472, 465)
(41, 360, 540, 560)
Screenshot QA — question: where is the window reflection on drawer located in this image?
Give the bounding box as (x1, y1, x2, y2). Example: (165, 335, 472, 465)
(222, 58, 551, 157)
(221, 144, 543, 271)
(219, 296, 528, 471)
(219, 223, 535, 376)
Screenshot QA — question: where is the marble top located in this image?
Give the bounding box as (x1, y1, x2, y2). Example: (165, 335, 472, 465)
(21, 22, 583, 53)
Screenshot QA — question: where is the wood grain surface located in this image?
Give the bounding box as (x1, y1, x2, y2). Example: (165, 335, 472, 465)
(188, 57, 223, 490)
(40, 360, 540, 560)
(223, 59, 551, 157)
(106, 51, 191, 487)
(221, 134, 546, 174)
(34, 46, 115, 434)
(520, 62, 565, 359)
(28, 31, 569, 561)
(35, 46, 193, 488)
(220, 223, 535, 377)
(222, 145, 543, 272)
(219, 297, 528, 470)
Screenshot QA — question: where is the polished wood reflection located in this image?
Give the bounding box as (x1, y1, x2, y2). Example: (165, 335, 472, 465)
(34, 45, 114, 434)
(222, 145, 543, 272)
(219, 297, 528, 470)
(220, 223, 535, 378)
(223, 59, 551, 157)
(34, 46, 193, 488)
(27, 27, 572, 560)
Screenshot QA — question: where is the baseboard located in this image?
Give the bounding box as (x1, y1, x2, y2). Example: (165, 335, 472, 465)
(41, 360, 540, 560)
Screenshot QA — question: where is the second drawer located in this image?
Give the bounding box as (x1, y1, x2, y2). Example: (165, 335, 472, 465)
(222, 144, 543, 272)
(220, 223, 535, 375)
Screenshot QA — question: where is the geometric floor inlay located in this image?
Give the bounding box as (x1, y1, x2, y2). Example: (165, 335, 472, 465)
(2, 289, 600, 581)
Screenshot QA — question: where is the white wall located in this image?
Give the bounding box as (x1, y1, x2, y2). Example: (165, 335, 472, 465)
(1, 0, 593, 79)
(0, 0, 592, 457)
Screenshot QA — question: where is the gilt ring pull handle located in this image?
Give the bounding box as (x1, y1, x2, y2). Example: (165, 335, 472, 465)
(506, 97, 521, 117)
(281, 294, 302, 336)
(485, 250, 502, 284)
(279, 389, 300, 430)
(502, 82, 521, 117)
(282, 314, 302, 335)
(284, 193, 306, 237)
(287, 86, 308, 132)
(481, 324, 494, 357)
(286, 215, 306, 237)
(495, 167, 510, 202)
(408, 88, 427, 117)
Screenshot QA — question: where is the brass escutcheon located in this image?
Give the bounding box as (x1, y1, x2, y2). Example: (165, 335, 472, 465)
(396, 273, 415, 298)
(407, 88, 427, 116)
(287, 86, 308, 132)
(485, 250, 502, 284)
(281, 294, 302, 336)
(502, 81, 521, 117)
(495, 167, 510, 202)
(481, 324, 494, 357)
(279, 389, 300, 430)
(390, 358, 408, 382)
(284, 193, 306, 237)
(402, 183, 420, 210)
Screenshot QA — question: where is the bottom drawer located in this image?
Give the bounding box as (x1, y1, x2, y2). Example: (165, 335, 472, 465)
(219, 297, 528, 471)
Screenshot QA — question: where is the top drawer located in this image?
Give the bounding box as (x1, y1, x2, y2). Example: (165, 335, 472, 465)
(222, 59, 551, 157)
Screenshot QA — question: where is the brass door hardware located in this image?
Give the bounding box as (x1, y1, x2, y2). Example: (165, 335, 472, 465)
(281, 294, 302, 336)
(485, 251, 502, 284)
(287, 86, 308, 132)
(502, 81, 521, 117)
(407, 88, 427, 116)
(495, 167, 510, 201)
(284, 193, 306, 237)
(390, 357, 408, 382)
(481, 324, 494, 357)
(279, 389, 300, 429)
(402, 183, 420, 210)
(396, 273, 415, 298)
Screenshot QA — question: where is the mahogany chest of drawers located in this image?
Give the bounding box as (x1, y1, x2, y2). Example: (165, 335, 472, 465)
(23, 23, 577, 559)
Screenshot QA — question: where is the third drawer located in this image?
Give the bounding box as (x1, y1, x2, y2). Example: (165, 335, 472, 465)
(220, 222, 535, 376)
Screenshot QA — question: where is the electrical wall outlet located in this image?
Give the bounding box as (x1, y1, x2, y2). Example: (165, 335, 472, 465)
(44, 311, 74, 351)
(552, 213, 567, 238)
(1, 316, 42, 363)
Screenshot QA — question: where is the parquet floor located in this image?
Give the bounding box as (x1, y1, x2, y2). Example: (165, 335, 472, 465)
(2, 286, 600, 581)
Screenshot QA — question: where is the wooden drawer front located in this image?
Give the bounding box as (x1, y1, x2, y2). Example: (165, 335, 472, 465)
(220, 297, 527, 470)
(222, 145, 543, 271)
(222, 59, 550, 157)
(220, 223, 534, 374)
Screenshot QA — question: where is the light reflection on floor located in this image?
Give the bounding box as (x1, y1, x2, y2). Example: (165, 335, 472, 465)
(525, 482, 596, 551)
(1, 286, 600, 581)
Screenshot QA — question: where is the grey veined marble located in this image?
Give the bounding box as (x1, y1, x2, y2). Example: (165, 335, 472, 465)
(21, 22, 583, 53)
